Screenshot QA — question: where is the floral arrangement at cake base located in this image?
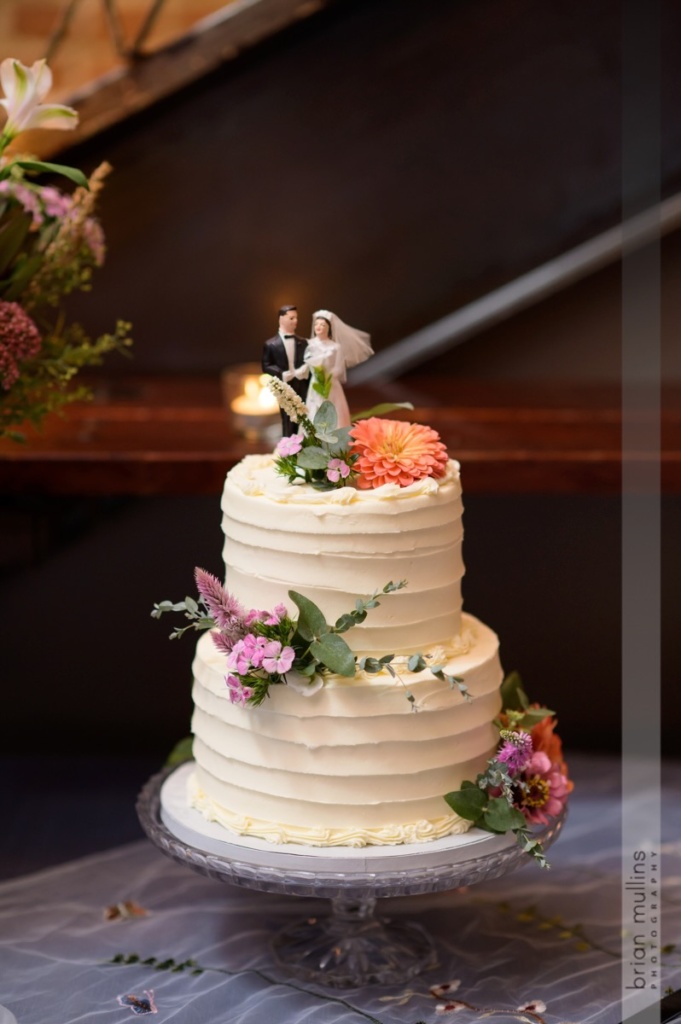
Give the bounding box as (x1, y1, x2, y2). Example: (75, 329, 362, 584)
(444, 672, 572, 866)
(0, 58, 132, 440)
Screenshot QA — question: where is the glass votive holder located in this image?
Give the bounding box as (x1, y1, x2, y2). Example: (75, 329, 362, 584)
(221, 363, 280, 444)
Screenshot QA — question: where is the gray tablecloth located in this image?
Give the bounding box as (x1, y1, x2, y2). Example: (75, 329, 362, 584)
(0, 756, 679, 1024)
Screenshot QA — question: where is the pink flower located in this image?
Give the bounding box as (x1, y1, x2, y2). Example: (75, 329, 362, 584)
(0, 301, 42, 390)
(276, 434, 303, 457)
(327, 458, 351, 483)
(350, 418, 449, 489)
(262, 643, 295, 674)
(269, 603, 288, 624)
(517, 750, 570, 825)
(226, 637, 256, 675)
(246, 603, 288, 627)
(226, 674, 253, 706)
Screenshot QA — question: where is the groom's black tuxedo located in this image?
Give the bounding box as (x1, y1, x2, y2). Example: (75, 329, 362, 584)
(262, 333, 308, 436)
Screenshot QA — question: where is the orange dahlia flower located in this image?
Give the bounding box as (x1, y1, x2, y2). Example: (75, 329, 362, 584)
(349, 417, 449, 489)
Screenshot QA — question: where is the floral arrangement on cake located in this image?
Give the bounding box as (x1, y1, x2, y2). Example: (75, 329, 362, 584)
(152, 568, 469, 707)
(0, 58, 132, 440)
(267, 376, 445, 491)
(444, 672, 572, 866)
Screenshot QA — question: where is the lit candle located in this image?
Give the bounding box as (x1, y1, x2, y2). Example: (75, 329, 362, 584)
(231, 375, 279, 416)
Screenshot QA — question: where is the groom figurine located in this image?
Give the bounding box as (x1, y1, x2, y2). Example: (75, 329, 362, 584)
(261, 304, 309, 436)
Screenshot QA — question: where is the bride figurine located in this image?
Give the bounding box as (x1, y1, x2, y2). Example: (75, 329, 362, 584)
(303, 310, 373, 428)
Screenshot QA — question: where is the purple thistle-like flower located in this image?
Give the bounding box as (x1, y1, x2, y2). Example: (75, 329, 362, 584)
(496, 730, 534, 774)
(194, 567, 246, 628)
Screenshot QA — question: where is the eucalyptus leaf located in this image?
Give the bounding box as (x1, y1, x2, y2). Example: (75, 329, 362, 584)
(310, 632, 356, 676)
(327, 425, 353, 453)
(289, 590, 328, 640)
(444, 785, 487, 822)
(14, 159, 89, 188)
(352, 402, 415, 420)
(313, 400, 337, 434)
(408, 654, 427, 672)
(334, 612, 358, 633)
(359, 657, 383, 673)
(296, 446, 329, 470)
(483, 796, 526, 833)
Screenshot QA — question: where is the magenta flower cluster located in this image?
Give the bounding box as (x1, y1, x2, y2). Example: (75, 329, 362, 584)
(195, 568, 295, 707)
(496, 729, 533, 773)
(0, 300, 41, 390)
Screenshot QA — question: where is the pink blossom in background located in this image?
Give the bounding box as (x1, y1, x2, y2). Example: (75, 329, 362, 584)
(39, 185, 72, 219)
(0, 300, 42, 390)
(82, 216, 105, 265)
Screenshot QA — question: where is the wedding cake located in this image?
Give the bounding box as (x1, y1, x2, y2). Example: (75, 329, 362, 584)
(187, 435, 505, 847)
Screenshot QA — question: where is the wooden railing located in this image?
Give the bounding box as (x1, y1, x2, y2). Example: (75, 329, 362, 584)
(0, 376, 678, 496)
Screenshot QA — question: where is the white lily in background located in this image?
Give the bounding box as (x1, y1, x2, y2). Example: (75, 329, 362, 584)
(0, 58, 78, 153)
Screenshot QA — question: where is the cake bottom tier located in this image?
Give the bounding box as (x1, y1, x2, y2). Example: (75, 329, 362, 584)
(189, 613, 503, 847)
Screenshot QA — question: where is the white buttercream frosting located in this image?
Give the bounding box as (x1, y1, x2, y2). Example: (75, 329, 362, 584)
(188, 454, 504, 847)
(220, 455, 465, 656)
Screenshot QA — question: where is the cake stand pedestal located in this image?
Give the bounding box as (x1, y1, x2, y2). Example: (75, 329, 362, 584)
(137, 763, 566, 989)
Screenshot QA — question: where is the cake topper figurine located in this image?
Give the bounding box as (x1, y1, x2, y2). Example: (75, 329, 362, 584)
(261, 304, 310, 436)
(303, 309, 373, 429)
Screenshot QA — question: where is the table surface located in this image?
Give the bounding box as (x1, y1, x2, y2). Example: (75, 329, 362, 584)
(1, 375, 679, 495)
(0, 754, 679, 1024)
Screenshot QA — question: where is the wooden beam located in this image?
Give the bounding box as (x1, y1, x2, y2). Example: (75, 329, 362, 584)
(22, 0, 328, 159)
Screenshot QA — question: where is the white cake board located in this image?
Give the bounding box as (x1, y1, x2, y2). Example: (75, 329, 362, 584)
(160, 762, 515, 875)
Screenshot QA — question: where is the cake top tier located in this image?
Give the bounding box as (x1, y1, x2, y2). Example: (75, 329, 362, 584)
(225, 452, 461, 507)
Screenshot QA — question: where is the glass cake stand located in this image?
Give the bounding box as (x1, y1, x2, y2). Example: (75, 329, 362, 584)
(137, 763, 566, 989)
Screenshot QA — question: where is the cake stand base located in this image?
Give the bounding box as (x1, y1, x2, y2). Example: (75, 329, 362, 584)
(271, 895, 437, 987)
(137, 764, 567, 989)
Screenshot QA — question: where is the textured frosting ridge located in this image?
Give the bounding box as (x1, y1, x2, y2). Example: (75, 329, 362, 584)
(188, 454, 505, 848)
(221, 455, 465, 656)
(189, 613, 503, 846)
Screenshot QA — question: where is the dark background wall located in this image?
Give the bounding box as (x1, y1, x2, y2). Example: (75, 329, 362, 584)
(2, 0, 679, 766)
(60, 0, 681, 378)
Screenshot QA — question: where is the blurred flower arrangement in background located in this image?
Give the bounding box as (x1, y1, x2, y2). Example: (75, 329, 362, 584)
(0, 57, 132, 440)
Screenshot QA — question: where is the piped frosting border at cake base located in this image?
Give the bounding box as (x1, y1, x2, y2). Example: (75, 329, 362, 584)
(187, 771, 473, 848)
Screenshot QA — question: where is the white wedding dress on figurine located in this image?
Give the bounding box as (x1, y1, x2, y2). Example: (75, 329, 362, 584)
(304, 338, 351, 426)
(303, 310, 373, 429)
